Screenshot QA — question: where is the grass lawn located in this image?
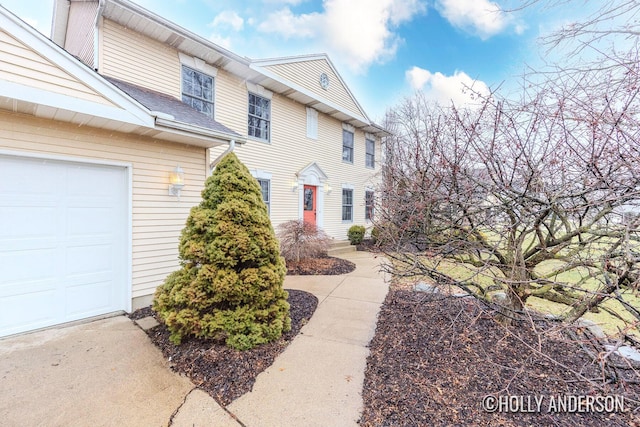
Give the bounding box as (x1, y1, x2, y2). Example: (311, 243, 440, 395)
(392, 249, 640, 338)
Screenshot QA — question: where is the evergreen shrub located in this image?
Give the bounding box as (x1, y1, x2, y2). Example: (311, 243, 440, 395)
(153, 153, 290, 350)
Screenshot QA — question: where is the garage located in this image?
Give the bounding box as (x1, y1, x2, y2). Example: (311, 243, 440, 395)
(0, 154, 130, 337)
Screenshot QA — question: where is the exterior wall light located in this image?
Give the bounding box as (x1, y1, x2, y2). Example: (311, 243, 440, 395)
(169, 165, 185, 197)
(291, 180, 299, 192)
(324, 183, 332, 194)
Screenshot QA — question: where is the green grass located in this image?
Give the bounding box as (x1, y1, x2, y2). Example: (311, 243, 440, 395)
(393, 242, 640, 338)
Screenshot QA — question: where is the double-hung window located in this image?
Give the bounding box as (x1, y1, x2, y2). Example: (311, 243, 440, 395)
(248, 93, 271, 141)
(257, 178, 270, 214)
(342, 130, 354, 163)
(342, 188, 353, 222)
(365, 138, 375, 168)
(365, 190, 374, 220)
(182, 66, 214, 117)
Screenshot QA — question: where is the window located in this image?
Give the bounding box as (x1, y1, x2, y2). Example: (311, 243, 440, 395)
(366, 138, 375, 168)
(182, 66, 214, 117)
(257, 178, 270, 214)
(342, 188, 353, 222)
(342, 130, 354, 163)
(365, 190, 374, 220)
(306, 107, 318, 139)
(248, 93, 271, 141)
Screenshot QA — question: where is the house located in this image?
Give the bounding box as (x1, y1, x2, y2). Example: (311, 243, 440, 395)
(0, 0, 384, 337)
(52, 0, 386, 239)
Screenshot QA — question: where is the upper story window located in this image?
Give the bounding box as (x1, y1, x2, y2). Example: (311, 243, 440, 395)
(366, 138, 375, 168)
(248, 93, 271, 141)
(181, 66, 214, 118)
(307, 107, 318, 139)
(342, 129, 354, 163)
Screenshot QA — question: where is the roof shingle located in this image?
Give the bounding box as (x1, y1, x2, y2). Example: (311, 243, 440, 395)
(105, 76, 241, 138)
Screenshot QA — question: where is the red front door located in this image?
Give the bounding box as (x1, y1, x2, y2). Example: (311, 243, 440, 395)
(303, 185, 316, 226)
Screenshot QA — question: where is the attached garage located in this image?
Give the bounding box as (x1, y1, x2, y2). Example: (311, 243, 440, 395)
(0, 6, 240, 337)
(0, 154, 130, 337)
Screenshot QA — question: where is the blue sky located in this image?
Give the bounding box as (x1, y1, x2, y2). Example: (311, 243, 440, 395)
(1, 0, 595, 122)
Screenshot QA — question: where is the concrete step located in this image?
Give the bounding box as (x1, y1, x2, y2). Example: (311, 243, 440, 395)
(327, 240, 356, 256)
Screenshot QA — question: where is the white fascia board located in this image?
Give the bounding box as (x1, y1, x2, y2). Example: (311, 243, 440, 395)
(0, 7, 152, 126)
(110, 0, 251, 67)
(1, 80, 154, 127)
(250, 64, 371, 126)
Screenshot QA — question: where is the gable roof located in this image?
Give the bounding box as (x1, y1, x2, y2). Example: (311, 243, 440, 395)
(52, 0, 388, 137)
(251, 54, 374, 131)
(0, 4, 237, 148)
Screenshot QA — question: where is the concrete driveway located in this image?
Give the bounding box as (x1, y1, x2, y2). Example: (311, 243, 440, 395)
(0, 251, 388, 427)
(0, 315, 236, 427)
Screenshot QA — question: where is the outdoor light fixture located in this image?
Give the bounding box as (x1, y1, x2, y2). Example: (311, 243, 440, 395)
(291, 180, 299, 192)
(324, 183, 332, 194)
(168, 165, 185, 198)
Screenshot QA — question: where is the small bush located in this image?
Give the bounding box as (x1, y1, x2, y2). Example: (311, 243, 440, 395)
(278, 220, 331, 262)
(370, 226, 380, 243)
(347, 225, 366, 245)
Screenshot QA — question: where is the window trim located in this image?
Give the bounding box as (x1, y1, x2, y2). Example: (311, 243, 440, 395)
(251, 169, 272, 215)
(248, 92, 271, 142)
(342, 186, 354, 222)
(365, 190, 374, 221)
(181, 64, 215, 118)
(257, 178, 271, 214)
(306, 107, 318, 140)
(342, 129, 354, 164)
(365, 138, 375, 169)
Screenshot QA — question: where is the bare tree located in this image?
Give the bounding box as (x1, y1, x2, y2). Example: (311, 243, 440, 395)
(378, 68, 640, 327)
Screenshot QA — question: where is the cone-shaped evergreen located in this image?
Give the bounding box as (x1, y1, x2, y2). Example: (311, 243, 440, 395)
(153, 152, 290, 350)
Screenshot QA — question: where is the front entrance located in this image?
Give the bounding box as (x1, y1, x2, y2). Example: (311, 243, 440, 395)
(303, 185, 317, 226)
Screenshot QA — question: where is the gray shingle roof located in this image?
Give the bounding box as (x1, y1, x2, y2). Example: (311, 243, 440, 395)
(105, 76, 241, 138)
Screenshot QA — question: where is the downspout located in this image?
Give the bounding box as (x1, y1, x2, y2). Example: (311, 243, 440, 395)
(209, 140, 236, 174)
(93, 0, 106, 71)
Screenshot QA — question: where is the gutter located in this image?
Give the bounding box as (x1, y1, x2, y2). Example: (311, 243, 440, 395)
(154, 116, 243, 145)
(94, 0, 106, 70)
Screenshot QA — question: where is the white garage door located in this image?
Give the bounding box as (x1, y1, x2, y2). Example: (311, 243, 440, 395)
(0, 154, 129, 337)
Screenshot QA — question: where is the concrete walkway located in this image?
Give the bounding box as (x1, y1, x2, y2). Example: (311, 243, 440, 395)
(0, 251, 388, 426)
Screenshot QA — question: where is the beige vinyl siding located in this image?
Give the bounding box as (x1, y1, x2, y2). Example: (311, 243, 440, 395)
(0, 109, 206, 308)
(64, 1, 98, 68)
(212, 90, 381, 240)
(214, 68, 249, 132)
(101, 19, 181, 98)
(264, 60, 366, 120)
(0, 29, 114, 106)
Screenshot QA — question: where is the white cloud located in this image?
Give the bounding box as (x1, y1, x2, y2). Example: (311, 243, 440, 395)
(210, 10, 244, 32)
(256, 0, 427, 73)
(257, 8, 319, 38)
(436, 0, 510, 39)
(406, 66, 491, 107)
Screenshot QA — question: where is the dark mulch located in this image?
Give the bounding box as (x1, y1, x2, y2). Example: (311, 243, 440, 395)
(286, 255, 355, 275)
(131, 289, 318, 406)
(360, 289, 640, 427)
(356, 239, 379, 252)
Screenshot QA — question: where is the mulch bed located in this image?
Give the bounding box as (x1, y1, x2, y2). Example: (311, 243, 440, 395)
(360, 289, 640, 426)
(285, 255, 355, 275)
(131, 289, 318, 406)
